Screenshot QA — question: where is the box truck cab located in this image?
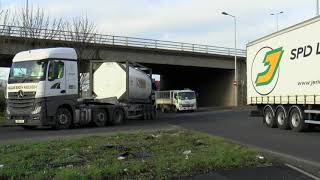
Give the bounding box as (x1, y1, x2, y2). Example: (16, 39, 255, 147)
(155, 90, 197, 112)
(5, 48, 156, 129)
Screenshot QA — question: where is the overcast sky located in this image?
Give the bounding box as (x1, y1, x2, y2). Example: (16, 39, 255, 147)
(0, 0, 317, 49)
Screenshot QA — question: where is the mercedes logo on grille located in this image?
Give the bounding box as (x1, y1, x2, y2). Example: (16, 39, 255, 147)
(17, 90, 24, 98)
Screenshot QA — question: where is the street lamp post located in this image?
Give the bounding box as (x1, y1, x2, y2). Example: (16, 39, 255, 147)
(270, 11, 284, 31)
(317, 0, 319, 16)
(222, 11, 238, 106)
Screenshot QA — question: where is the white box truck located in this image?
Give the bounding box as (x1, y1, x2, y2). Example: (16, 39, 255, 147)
(155, 90, 197, 112)
(5, 48, 156, 129)
(247, 16, 320, 132)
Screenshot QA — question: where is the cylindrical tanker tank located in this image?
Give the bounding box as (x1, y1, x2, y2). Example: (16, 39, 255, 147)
(93, 62, 152, 101)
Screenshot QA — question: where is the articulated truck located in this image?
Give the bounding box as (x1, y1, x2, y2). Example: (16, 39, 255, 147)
(5, 48, 156, 129)
(155, 90, 197, 112)
(247, 16, 320, 132)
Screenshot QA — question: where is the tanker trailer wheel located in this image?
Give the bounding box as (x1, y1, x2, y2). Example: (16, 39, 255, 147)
(276, 105, 290, 130)
(93, 109, 107, 127)
(53, 107, 72, 130)
(111, 107, 125, 125)
(289, 106, 308, 132)
(263, 105, 276, 128)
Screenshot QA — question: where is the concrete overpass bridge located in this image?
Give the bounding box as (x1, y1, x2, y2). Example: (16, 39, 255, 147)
(0, 25, 247, 107)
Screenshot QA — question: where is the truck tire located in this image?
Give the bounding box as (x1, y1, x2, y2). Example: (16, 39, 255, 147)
(289, 106, 308, 132)
(263, 105, 277, 128)
(276, 105, 290, 130)
(93, 109, 107, 127)
(53, 107, 72, 130)
(111, 107, 125, 125)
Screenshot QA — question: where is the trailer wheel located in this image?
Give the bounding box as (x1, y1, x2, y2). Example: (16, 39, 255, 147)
(289, 106, 308, 132)
(111, 107, 125, 125)
(53, 107, 72, 130)
(276, 105, 290, 130)
(93, 109, 107, 127)
(263, 105, 276, 128)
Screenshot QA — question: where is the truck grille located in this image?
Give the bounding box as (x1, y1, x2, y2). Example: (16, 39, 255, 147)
(8, 92, 36, 113)
(181, 104, 194, 107)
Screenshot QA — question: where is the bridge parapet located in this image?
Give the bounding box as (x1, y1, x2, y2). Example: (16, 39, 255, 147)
(0, 24, 246, 57)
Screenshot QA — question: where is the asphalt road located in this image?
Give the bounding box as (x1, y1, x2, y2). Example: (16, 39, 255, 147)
(1, 109, 320, 172)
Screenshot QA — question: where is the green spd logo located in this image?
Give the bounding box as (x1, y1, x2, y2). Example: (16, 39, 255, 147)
(251, 47, 284, 95)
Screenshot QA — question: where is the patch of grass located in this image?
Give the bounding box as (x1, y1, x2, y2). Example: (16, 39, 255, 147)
(0, 129, 272, 179)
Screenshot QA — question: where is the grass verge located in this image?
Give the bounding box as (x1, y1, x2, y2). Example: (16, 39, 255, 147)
(0, 129, 272, 179)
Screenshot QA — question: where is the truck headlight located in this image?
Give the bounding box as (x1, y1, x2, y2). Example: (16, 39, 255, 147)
(32, 104, 42, 115)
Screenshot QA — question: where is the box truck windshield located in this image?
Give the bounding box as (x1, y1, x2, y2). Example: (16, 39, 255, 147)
(178, 92, 195, 100)
(8, 60, 48, 83)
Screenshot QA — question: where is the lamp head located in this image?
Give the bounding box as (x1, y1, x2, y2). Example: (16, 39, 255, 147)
(222, 12, 229, 16)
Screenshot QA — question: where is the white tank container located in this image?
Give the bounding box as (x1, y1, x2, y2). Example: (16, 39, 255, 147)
(93, 62, 152, 101)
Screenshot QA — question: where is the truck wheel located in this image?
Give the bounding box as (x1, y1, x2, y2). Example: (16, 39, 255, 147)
(93, 109, 107, 127)
(289, 106, 308, 132)
(54, 108, 72, 130)
(263, 105, 276, 128)
(111, 107, 125, 125)
(276, 106, 290, 130)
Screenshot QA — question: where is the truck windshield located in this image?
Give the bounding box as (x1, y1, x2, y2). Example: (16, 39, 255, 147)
(178, 92, 195, 100)
(8, 60, 48, 84)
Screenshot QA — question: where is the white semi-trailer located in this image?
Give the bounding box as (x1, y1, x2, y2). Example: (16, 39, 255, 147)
(5, 48, 156, 129)
(247, 16, 320, 132)
(155, 90, 197, 112)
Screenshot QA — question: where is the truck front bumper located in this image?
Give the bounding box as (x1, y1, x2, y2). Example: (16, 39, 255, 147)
(6, 113, 45, 126)
(178, 106, 197, 111)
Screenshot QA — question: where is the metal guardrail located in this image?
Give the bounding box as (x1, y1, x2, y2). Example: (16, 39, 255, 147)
(0, 25, 246, 57)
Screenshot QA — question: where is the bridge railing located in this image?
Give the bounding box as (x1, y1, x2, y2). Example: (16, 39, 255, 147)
(0, 25, 246, 57)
